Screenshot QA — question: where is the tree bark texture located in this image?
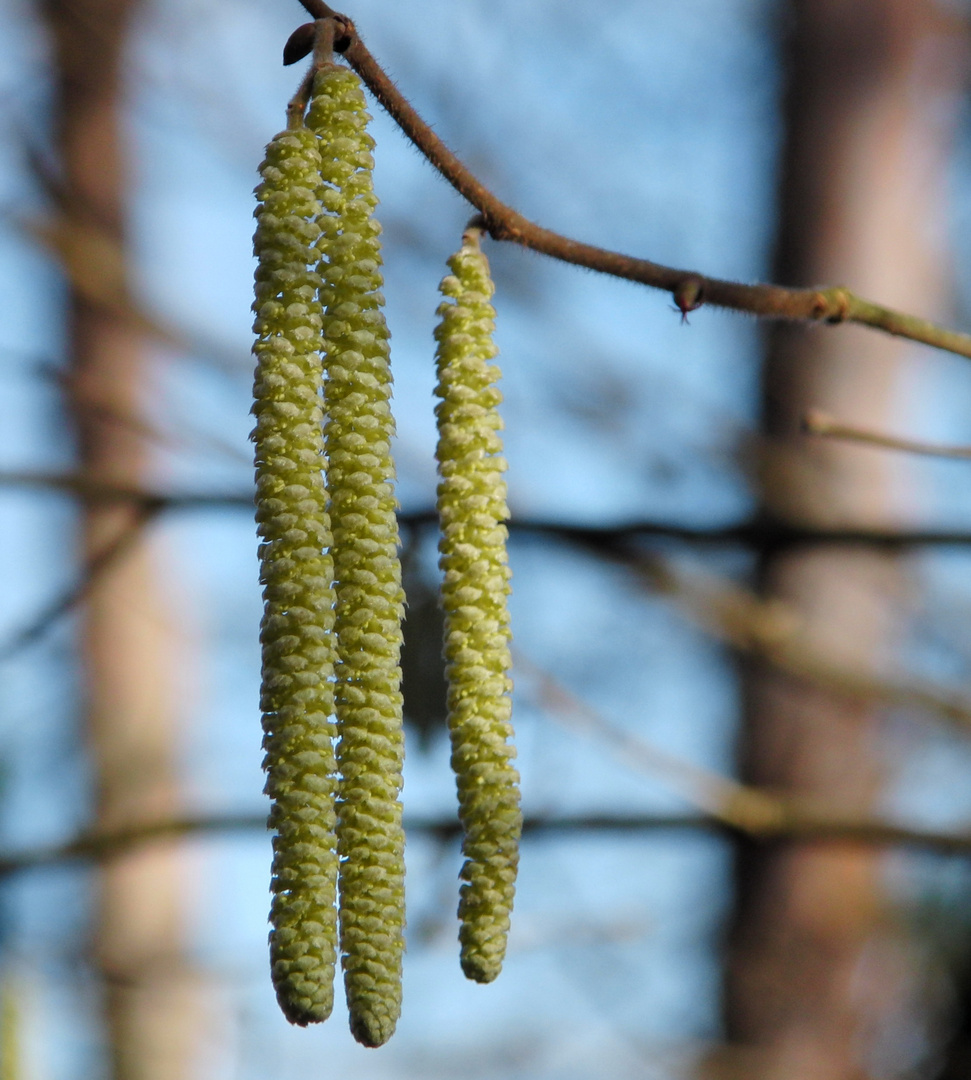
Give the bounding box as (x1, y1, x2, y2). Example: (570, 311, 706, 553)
(723, 3, 966, 1079)
(40, 3, 207, 1078)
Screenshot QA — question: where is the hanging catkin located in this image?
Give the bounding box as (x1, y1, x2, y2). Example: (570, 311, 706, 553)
(434, 227, 521, 984)
(252, 114, 339, 1025)
(306, 64, 406, 1048)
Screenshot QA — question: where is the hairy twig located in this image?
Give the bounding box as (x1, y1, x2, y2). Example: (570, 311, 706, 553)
(805, 409, 971, 460)
(282, 3, 971, 361)
(295, 0, 339, 19)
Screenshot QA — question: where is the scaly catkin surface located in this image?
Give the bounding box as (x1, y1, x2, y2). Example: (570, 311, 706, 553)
(307, 65, 406, 1049)
(252, 119, 339, 1025)
(434, 231, 521, 984)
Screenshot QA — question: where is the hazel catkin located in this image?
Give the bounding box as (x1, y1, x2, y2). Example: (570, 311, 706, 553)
(252, 116, 340, 1025)
(434, 227, 521, 984)
(307, 63, 406, 1049)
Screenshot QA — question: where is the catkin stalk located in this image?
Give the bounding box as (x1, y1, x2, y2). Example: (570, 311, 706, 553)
(252, 115, 340, 1025)
(307, 64, 406, 1049)
(434, 227, 521, 983)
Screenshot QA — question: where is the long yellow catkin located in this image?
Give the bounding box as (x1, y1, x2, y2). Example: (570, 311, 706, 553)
(306, 65, 406, 1048)
(252, 116, 340, 1024)
(434, 228, 521, 983)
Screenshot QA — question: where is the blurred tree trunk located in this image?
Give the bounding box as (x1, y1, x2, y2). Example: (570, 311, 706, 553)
(40, 3, 205, 1078)
(722, 2, 966, 1079)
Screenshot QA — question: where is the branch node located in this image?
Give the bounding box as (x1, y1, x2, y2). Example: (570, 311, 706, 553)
(824, 287, 852, 325)
(331, 15, 355, 53)
(477, 213, 514, 242)
(462, 214, 487, 249)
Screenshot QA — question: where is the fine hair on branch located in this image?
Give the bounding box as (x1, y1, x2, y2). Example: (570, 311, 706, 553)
(290, 2, 971, 362)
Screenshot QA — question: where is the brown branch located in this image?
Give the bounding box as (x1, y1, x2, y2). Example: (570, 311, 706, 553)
(0, 813, 270, 876)
(276, 8, 971, 361)
(7, 490, 964, 736)
(1, 808, 969, 879)
(295, 0, 337, 18)
(21, 215, 185, 350)
(8, 471, 971, 548)
(805, 408, 971, 460)
(0, 471, 247, 507)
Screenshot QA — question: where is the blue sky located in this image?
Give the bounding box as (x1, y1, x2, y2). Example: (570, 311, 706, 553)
(6, 2, 971, 1078)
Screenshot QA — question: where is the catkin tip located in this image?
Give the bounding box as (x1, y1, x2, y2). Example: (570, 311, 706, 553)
(349, 1008, 398, 1048)
(276, 993, 333, 1027)
(460, 955, 500, 984)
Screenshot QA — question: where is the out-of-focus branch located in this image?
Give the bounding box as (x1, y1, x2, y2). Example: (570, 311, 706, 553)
(0, 472, 237, 506)
(7, 208, 248, 374)
(283, 5, 971, 362)
(9, 475, 971, 696)
(0, 973, 19, 1080)
(1, 806, 970, 880)
(0, 813, 268, 877)
(25, 216, 183, 347)
(515, 648, 782, 830)
(2, 472, 970, 730)
(5, 472, 971, 548)
(515, 650, 971, 853)
(0, 502, 161, 662)
(632, 552, 971, 731)
(805, 408, 971, 460)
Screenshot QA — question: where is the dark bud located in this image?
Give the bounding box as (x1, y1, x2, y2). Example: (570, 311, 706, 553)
(673, 275, 705, 324)
(283, 23, 315, 66)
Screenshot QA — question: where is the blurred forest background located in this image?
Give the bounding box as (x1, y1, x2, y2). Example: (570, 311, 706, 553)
(5, 0, 971, 1078)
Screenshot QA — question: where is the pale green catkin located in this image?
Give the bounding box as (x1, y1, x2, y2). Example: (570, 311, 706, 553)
(306, 65, 406, 1049)
(434, 230, 521, 984)
(252, 117, 340, 1026)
